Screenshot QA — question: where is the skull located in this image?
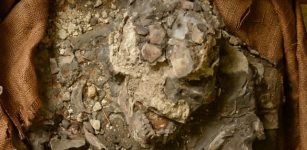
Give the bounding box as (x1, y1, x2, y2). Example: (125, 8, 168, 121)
(109, 0, 223, 146)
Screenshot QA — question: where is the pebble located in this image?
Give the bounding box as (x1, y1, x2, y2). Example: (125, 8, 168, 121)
(50, 58, 59, 74)
(101, 11, 108, 18)
(93, 102, 102, 111)
(141, 43, 162, 63)
(182, 1, 194, 10)
(84, 126, 107, 150)
(58, 29, 69, 40)
(87, 85, 97, 98)
(90, 119, 101, 130)
(83, 122, 95, 134)
(94, 0, 103, 8)
(135, 25, 149, 35)
(62, 92, 71, 102)
(101, 99, 108, 106)
(0, 86, 2, 95)
(229, 36, 240, 45)
(148, 24, 166, 45)
(71, 81, 86, 114)
(111, 3, 117, 9)
(90, 17, 98, 26)
(191, 26, 204, 44)
(50, 138, 86, 150)
(61, 119, 70, 129)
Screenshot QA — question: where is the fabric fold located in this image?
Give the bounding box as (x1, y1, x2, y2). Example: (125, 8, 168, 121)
(215, 0, 307, 149)
(0, 0, 48, 148)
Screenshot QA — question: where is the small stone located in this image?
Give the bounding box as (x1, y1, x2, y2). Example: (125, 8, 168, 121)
(84, 126, 107, 150)
(197, 24, 207, 32)
(191, 26, 204, 44)
(58, 29, 69, 40)
(135, 25, 148, 35)
(0, 86, 2, 95)
(94, 0, 103, 8)
(62, 92, 71, 102)
(93, 102, 102, 112)
(169, 41, 194, 78)
(61, 119, 70, 129)
(71, 81, 86, 114)
(166, 16, 176, 27)
(57, 55, 74, 68)
(77, 113, 84, 122)
(50, 138, 86, 150)
(90, 17, 98, 26)
(83, 122, 95, 134)
(182, 1, 194, 10)
(67, 0, 75, 5)
(102, 18, 109, 24)
(50, 58, 59, 74)
(111, 3, 117, 9)
(67, 23, 77, 34)
(101, 11, 108, 18)
(141, 43, 162, 63)
(148, 24, 166, 45)
(87, 85, 97, 98)
(75, 50, 85, 63)
(68, 108, 73, 114)
(194, 2, 203, 12)
(101, 99, 108, 106)
(90, 119, 101, 130)
(84, 13, 92, 23)
(59, 48, 65, 55)
(229, 36, 240, 45)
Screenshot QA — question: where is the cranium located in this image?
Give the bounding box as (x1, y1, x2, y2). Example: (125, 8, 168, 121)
(108, 0, 223, 146)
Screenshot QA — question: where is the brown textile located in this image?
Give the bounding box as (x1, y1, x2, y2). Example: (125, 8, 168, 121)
(0, 0, 48, 148)
(214, 0, 307, 149)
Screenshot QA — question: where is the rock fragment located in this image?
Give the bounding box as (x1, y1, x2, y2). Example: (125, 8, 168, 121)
(229, 36, 240, 45)
(61, 119, 70, 129)
(135, 25, 149, 35)
(58, 29, 69, 40)
(101, 99, 108, 106)
(87, 85, 97, 98)
(50, 58, 59, 74)
(181, 1, 194, 10)
(148, 24, 166, 45)
(90, 119, 101, 130)
(94, 0, 103, 8)
(71, 81, 86, 114)
(50, 138, 86, 150)
(141, 43, 162, 63)
(84, 126, 107, 150)
(191, 26, 204, 44)
(169, 41, 194, 78)
(93, 102, 102, 111)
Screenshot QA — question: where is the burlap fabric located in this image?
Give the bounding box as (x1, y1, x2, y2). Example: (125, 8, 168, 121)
(0, 0, 306, 149)
(215, 0, 307, 149)
(0, 0, 48, 149)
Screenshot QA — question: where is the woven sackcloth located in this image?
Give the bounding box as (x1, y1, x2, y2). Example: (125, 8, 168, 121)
(0, 0, 48, 148)
(214, 0, 307, 149)
(0, 0, 307, 149)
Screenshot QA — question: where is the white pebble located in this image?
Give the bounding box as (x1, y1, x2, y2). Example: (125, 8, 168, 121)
(90, 119, 101, 130)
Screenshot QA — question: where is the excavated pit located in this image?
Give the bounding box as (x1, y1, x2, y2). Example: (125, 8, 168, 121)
(26, 0, 283, 149)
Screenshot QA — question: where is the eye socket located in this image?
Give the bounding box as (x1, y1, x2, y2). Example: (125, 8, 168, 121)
(113, 73, 125, 84)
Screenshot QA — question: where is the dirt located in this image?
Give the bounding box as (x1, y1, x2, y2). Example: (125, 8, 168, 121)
(27, 0, 283, 150)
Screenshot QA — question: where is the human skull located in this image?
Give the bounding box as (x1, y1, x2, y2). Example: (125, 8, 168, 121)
(109, 0, 223, 146)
